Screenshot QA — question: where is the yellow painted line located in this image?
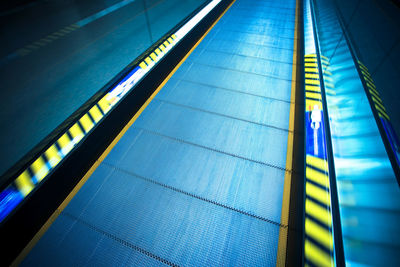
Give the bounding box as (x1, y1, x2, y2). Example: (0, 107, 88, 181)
(375, 104, 390, 120)
(305, 58, 317, 62)
(324, 76, 333, 82)
(369, 89, 380, 100)
(54, 32, 64, 37)
(378, 112, 390, 120)
(98, 95, 112, 114)
(321, 59, 329, 65)
(363, 75, 374, 85)
(305, 79, 320, 85)
(65, 26, 76, 31)
(89, 105, 103, 123)
(15, 171, 34, 197)
(358, 62, 368, 72)
(367, 84, 379, 95)
(276, 0, 299, 265)
(324, 82, 334, 88)
(306, 85, 320, 92)
(145, 57, 153, 65)
(12, 1, 237, 265)
(57, 133, 72, 154)
(305, 67, 318, 73)
(172, 34, 177, 39)
(306, 92, 321, 100)
(69, 123, 84, 142)
(150, 52, 157, 61)
(371, 95, 384, 108)
(305, 63, 318, 67)
(306, 167, 329, 188)
(45, 144, 62, 168)
(306, 199, 332, 227)
(321, 55, 328, 60)
(306, 182, 330, 206)
(305, 239, 333, 267)
(306, 99, 322, 110)
(324, 70, 332, 76)
(80, 113, 94, 133)
(163, 41, 170, 48)
(306, 155, 327, 172)
(305, 73, 319, 79)
(326, 89, 336, 95)
(31, 157, 48, 182)
(361, 70, 371, 78)
(305, 218, 333, 250)
(139, 61, 148, 70)
(305, 54, 317, 58)
(154, 48, 162, 56)
(366, 80, 376, 89)
(168, 37, 174, 44)
(160, 44, 166, 52)
(368, 84, 379, 95)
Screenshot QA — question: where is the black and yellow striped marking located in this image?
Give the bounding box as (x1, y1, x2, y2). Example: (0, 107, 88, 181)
(9, 33, 179, 213)
(305, 54, 323, 111)
(358, 61, 391, 121)
(304, 54, 335, 267)
(15, 24, 80, 57)
(138, 34, 178, 71)
(305, 155, 335, 267)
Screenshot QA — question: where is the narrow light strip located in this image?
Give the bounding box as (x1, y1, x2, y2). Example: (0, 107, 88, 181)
(0, 0, 223, 223)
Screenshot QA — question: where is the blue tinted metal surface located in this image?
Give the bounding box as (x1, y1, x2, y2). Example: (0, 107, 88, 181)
(310, 0, 400, 265)
(0, 0, 208, 179)
(23, 0, 296, 265)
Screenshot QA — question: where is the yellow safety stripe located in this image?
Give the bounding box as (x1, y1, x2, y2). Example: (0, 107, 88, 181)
(31, 156, 49, 182)
(306, 199, 332, 227)
(304, 54, 335, 267)
(306, 85, 321, 92)
(15, 171, 35, 197)
(306, 92, 321, 100)
(305, 218, 333, 249)
(6, 32, 182, 213)
(305, 239, 334, 267)
(45, 144, 61, 167)
(306, 99, 323, 110)
(79, 114, 94, 133)
(306, 167, 329, 188)
(306, 155, 328, 172)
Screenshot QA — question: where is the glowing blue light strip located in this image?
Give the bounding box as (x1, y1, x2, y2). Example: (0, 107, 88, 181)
(0, 0, 222, 223)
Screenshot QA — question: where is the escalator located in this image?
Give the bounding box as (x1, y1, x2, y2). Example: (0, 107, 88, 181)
(9, 0, 302, 265)
(3, 0, 399, 265)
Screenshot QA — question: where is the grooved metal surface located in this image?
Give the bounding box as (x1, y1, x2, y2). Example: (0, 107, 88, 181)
(24, 0, 297, 265)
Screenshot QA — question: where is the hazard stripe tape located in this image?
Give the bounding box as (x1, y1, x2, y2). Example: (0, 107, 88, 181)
(14, 24, 80, 57)
(0, 34, 178, 222)
(357, 60, 400, 167)
(304, 54, 335, 267)
(357, 61, 391, 121)
(0, 0, 224, 223)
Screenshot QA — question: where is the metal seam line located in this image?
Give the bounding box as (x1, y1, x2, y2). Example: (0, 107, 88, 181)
(0, 0, 227, 223)
(11, 1, 236, 265)
(276, 0, 300, 265)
